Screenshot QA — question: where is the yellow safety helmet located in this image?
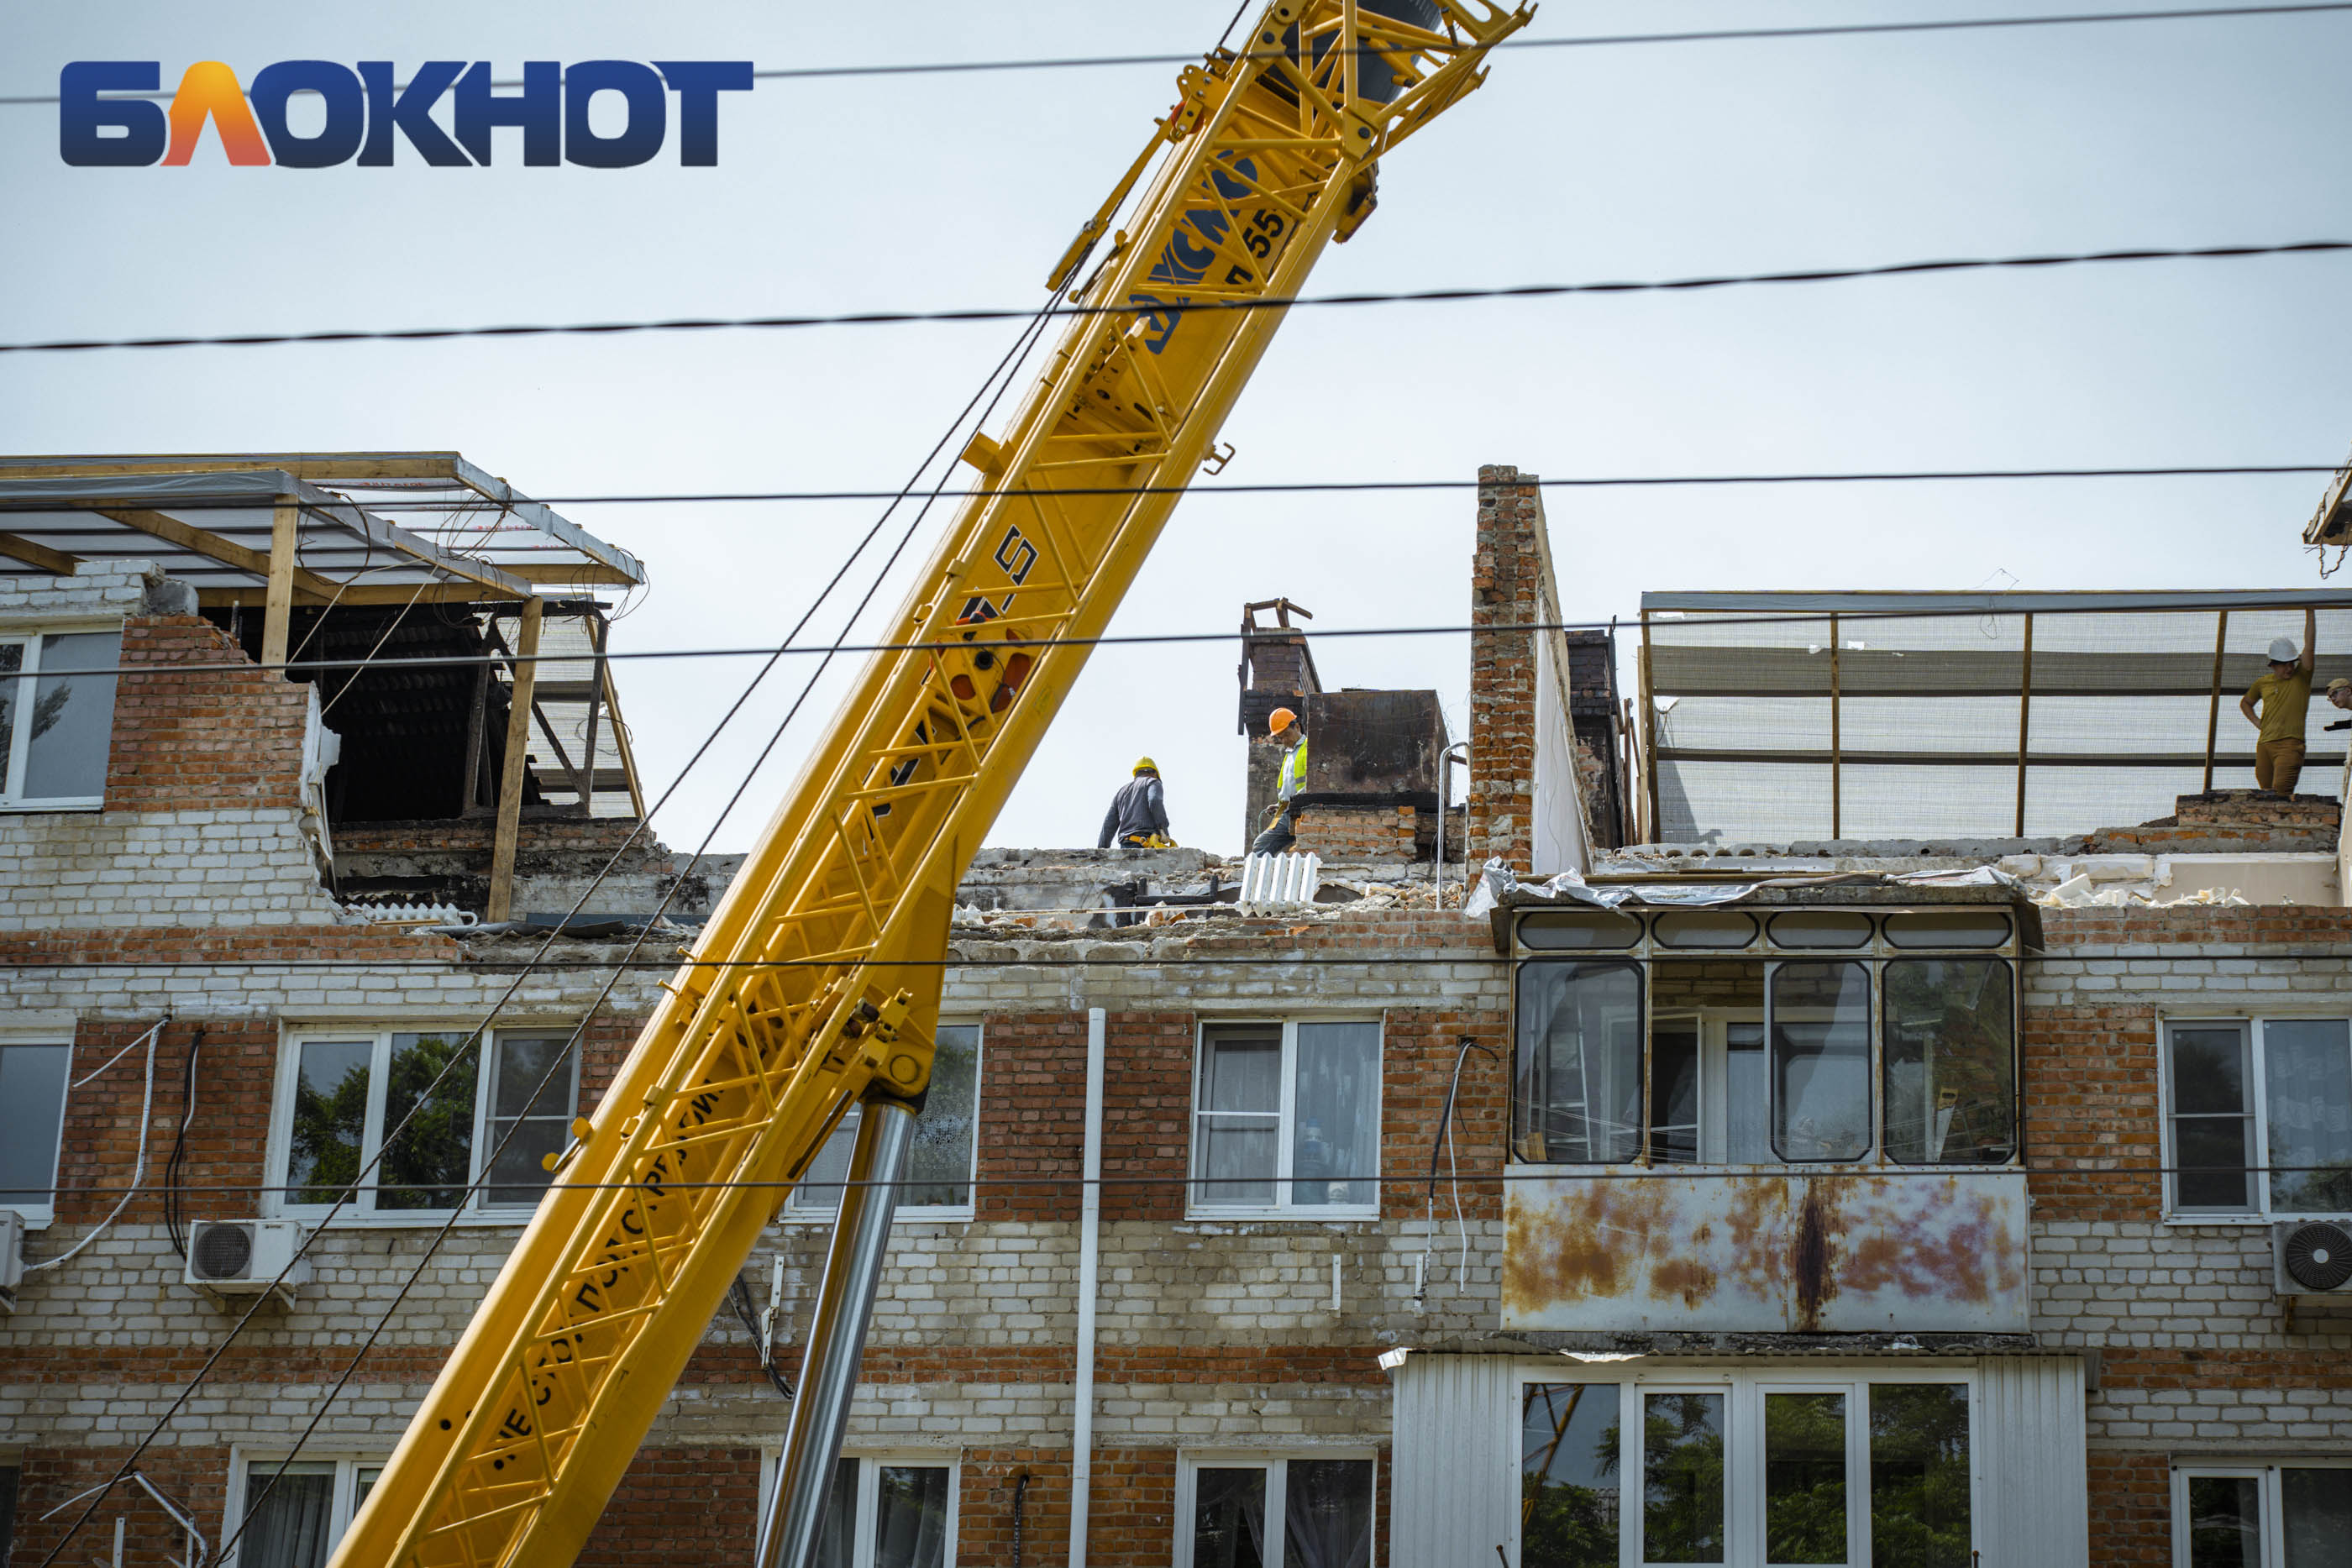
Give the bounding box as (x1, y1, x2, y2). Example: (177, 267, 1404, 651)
(1132, 757, 1158, 775)
(1268, 707, 1299, 735)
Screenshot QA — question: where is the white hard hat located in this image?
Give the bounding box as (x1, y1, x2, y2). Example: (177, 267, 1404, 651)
(2270, 637, 2301, 663)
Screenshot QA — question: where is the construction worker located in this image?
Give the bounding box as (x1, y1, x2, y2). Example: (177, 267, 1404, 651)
(1251, 707, 1308, 853)
(2240, 607, 2317, 794)
(2327, 677, 2352, 732)
(1098, 758, 1175, 848)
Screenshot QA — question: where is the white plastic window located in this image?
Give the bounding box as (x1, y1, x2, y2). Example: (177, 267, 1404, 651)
(226, 1456, 383, 1568)
(789, 1024, 981, 1219)
(0, 628, 121, 810)
(759, 1454, 958, 1568)
(269, 1028, 578, 1219)
(1190, 1020, 1381, 1216)
(2173, 1464, 2352, 1568)
(1176, 1455, 1377, 1568)
(2163, 1019, 2352, 1218)
(0, 1037, 72, 1225)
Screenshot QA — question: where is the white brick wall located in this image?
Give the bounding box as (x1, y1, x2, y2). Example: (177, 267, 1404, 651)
(0, 808, 347, 929)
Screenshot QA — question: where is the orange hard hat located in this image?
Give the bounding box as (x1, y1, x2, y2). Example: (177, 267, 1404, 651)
(1268, 707, 1299, 734)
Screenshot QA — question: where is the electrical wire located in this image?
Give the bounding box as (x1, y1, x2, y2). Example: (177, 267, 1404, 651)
(4, 239, 2344, 356)
(728, 1275, 797, 1400)
(1, 3, 2345, 105)
(161, 1025, 205, 1258)
(25, 1017, 168, 1274)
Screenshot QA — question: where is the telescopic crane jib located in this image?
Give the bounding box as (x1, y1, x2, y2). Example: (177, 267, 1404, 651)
(328, 5, 1532, 1566)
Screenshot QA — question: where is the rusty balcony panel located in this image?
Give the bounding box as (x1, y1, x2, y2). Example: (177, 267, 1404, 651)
(1502, 1168, 2029, 1335)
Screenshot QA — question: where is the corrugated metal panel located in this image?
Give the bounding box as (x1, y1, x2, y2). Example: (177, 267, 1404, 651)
(1390, 1353, 1519, 1568)
(1977, 1356, 2090, 1568)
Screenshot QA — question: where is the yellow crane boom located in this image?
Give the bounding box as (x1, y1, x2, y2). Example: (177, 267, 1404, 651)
(331, 6, 1529, 1565)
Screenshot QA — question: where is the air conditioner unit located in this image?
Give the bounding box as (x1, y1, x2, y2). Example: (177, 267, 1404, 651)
(2273, 1219, 2352, 1295)
(185, 1219, 311, 1299)
(0, 1208, 24, 1310)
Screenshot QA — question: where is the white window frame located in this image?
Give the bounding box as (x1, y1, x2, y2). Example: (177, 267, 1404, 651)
(1188, 1015, 1383, 1220)
(1512, 1364, 1981, 1568)
(753, 1450, 959, 1566)
(1173, 1450, 1379, 1568)
(782, 1020, 984, 1225)
(0, 1030, 75, 1228)
(2159, 1014, 2352, 1223)
(2171, 1460, 2352, 1568)
(264, 1024, 580, 1225)
(0, 621, 122, 812)
(220, 1450, 386, 1568)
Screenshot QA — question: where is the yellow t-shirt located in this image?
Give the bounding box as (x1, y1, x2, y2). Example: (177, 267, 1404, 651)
(2248, 668, 2313, 744)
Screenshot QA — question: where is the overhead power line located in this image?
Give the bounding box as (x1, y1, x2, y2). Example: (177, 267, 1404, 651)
(0, 4, 2344, 105)
(2, 240, 2343, 357)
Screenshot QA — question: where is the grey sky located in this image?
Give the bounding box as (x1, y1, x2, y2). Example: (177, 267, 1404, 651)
(3, 1, 2347, 856)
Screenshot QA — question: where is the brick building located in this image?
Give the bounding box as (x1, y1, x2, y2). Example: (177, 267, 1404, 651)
(2, 463, 2348, 1568)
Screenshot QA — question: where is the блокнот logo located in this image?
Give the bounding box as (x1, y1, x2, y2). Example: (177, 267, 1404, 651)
(60, 60, 753, 167)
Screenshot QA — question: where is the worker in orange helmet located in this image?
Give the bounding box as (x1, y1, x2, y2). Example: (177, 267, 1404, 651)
(1099, 757, 1176, 849)
(1250, 706, 1309, 853)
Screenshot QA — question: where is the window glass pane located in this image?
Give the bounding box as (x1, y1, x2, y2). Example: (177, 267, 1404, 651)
(1882, 910, 2010, 949)
(354, 1466, 381, 1513)
(813, 1457, 858, 1568)
(792, 1114, 861, 1214)
(1201, 1030, 1283, 1112)
(1764, 1392, 1847, 1565)
(381, 1033, 478, 1210)
(1194, 1117, 1278, 1206)
(1642, 1392, 1725, 1564)
(0, 1043, 71, 1205)
(1520, 910, 1643, 950)
(872, 1465, 951, 1568)
(1651, 1023, 1700, 1165)
(904, 1024, 979, 1207)
(1284, 1459, 1374, 1568)
(239, 1464, 338, 1568)
(2171, 1029, 2255, 1210)
(1868, 1385, 1970, 1568)
(1882, 961, 2015, 1165)
(0, 1464, 18, 1568)
(2171, 1028, 2250, 1114)
(1293, 1022, 1378, 1207)
(1192, 1466, 1268, 1568)
(22, 631, 120, 800)
(287, 1040, 371, 1205)
(1772, 963, 1872, 1162)
(2283, 1469, 2352, 1568)
(2185, 1475, 2263, 1568)
(1515, 962, 1643, 1163)
(0, 643, 21, 784)
(2265, 1022, 2352, 1214)
(1768, 912, 1872, 950)
(1654, 912, 1756, 949)
(1522, 1383, 1622, 1568)
(1727, 1026, 1770, 1164)
(485, 1034, 574, 1208)
(2176, 1120, 2258, 1212)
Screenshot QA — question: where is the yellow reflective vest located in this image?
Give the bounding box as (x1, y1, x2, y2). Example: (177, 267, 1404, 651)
(1277, 738, 1309, 799)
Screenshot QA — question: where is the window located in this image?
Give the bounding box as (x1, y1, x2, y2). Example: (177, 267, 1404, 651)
(1190, 1020, 1380, 1214)
(1515, 956, 2018, 1171)
(0, 628, 120, 810)
(1178, 1455, 1376, 1568)
(226, 1457, 381, 1568)
(790, 1025, 980, 1219)
(2173, 1464, 2352, 1568)
(270, 1027, 577, 1219)
(1, 1464, 18, 1568)
(2163, 1019, 2352, 1217)
(0, 1037, 73, 1225)
(759, 1454, 957, 1568)
(1520, 1374, 1971, 1568)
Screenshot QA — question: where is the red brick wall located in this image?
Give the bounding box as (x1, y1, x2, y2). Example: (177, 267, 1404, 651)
(2087, 1450, 2172, 1568)
(961, 1450, 1071, 1567)
(1470, 465, 1543, 871)
(1293, 805, 1420, 862)
(578, 1447, 762, 1568)
(1087, 1448, 1178, 1568)
(6, 1446, 228, 1568)
(2041, 907, 2352, 946)
(50, 1016, 276, 1227)
(975, 1012, 1088, 1224)
(1379, 1008, 1510, 1223)
(108, 615, 310, 812)
(2021, 1004, 2162, 1225)
(1102, 1011, 1194, 1223)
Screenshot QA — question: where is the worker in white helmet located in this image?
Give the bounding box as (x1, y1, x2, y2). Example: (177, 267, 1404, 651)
(2239, 606, 2318, 794)
(1099, 757, 1175, 848)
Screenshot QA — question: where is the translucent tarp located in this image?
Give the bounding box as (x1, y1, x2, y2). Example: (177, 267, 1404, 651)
(1640, 593, 2352, 842)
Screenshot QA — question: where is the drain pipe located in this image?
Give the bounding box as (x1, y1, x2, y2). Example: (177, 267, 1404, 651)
(759, 1092, 917, 1568)
(1068, 1006, 1107, 1568)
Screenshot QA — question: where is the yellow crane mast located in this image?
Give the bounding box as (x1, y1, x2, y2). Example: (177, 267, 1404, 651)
(330, 5, 1529, 1565)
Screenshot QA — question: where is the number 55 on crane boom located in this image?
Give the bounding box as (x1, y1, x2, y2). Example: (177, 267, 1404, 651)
(328, 5, 1532, 1567)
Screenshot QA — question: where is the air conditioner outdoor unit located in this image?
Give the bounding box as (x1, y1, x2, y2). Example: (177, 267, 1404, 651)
(2272, 1219, 2352, 1295)
(186, 1219, 311, 1299)
(0, 1208, 24, 1310)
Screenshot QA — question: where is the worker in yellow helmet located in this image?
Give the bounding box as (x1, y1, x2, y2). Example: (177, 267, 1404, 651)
(1251, 706, 1309, 853)
(1099, 757, 1176, 849)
